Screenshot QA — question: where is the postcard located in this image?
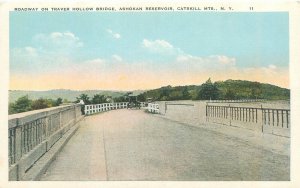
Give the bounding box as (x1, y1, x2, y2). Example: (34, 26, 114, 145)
(1, 0, 300, 188)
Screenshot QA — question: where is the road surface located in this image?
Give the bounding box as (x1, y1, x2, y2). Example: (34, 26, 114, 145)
(40, 109, 289, 181)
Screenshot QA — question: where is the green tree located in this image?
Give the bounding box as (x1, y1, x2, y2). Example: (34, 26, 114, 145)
(159, 85, 171, 100)
(169, 90, 182, 100)
(136, 94, 146, 102)
(76, 94, 90, 115)
(9, 102, 16, 114)
(54, 97, 63, 106)
(114, 95, 128, 102)
(91, 94, 106, 104)
(31, 98, 49, 110)
(197, 78, 220, 100)
(63, 98, 69, 103)
(11, 95, 32, 113)
(76, 94, 91, 105)
(250, 82, 262, 99)
(224, 88, 236, 100)
(182, 87, 190, 100)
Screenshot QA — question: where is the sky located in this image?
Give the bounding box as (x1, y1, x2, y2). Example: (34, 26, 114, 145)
(9, 12, 289, 91)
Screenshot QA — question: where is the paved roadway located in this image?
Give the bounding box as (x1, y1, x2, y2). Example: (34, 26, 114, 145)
(40, 109, 289, 181)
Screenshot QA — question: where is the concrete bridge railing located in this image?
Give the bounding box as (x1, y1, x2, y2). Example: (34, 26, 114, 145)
(84, 102, 148, 115)
(147, 103, 160, 114)
(207, 99, 267, 103)
(8, 104, 83, 180)
(84, 102, 129, 115)
(154, 100, 290, 137)
(206, 104, 290, 137)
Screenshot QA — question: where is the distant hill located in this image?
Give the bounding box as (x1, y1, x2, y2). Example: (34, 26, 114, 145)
(9, 79, 290, 103)
(215, 79, 290, 100)
(138, 79, 290, 101)
(9, 89, 144, 103)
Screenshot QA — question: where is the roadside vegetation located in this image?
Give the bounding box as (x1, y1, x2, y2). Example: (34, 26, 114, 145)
(9, 79, 290, 115)
(9, 96, 63, 114)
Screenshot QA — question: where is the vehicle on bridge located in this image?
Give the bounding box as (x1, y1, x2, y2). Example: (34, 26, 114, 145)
(126, 93, 141, 109)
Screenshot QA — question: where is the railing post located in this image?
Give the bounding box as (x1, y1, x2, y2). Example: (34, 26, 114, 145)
(229, 104, 231, 126)
(14, 119, 22, 163)
(73, 105, 76, 122)
(261, 105, 264, 133)
(165, 102, 167, 115)
(205, 104, 208, 122)
(59, 109, 62, 128)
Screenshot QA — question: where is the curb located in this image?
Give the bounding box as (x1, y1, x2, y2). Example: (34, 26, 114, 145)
(21, 117, 85, 181)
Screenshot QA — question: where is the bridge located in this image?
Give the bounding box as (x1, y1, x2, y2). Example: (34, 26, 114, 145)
(8, 100, 290, 181)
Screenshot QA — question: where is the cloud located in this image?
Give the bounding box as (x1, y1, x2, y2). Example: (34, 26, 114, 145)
(211, 55, 236, 65)
(142, 39, 236, 71)
(11, 46, 38, 61)
(10, 46, 40, 71)
(9, 36, 288, 90)
(106, 29, 121, 39)
(112, 54, 123, 62)
(142, 39, 181, 55)
(177, 54, 236, 67)
(268, 64, 277, 69)
(10, 31, 83, 74)
(24, 46, 38, 56)
(34, 31, 83, 50)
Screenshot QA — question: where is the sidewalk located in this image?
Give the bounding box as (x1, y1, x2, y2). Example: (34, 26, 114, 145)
(155, 114, 290, 156)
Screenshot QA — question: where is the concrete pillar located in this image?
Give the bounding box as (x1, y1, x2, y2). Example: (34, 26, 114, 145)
(257, 105, 264, 133)
(14, 125, 22, 162)
(59, 110, 62, 129)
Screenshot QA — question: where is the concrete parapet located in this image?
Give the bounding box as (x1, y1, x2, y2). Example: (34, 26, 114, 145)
(8, 104, 84, 181)
(156, 100, 290, 137)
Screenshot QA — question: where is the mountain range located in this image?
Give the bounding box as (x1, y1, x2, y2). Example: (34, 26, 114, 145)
(9, 79, 290, 103)
(9, 89, 144, 103)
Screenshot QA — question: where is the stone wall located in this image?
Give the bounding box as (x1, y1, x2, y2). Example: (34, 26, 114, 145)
(8, 104, 83, 180)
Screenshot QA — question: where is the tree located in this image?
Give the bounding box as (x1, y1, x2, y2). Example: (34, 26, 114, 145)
(250, 82, 262, 99)
(159, 85, 171, 100)
(31, 98, 49, 110)
(76, 94, 90, 105)
(76, 94, 90, 115)
(224, 88, 236, 100)
(114, 95, 127, 102)
(136, 94, 146, 102)
(54, 98, 63, 106)
(63, 98, 69, 103)
(91, 94, 106, 104)
(197, 78, 220, 100)
(169, 90, 182, 100)
(182, 87, 190, 100)
(9, 102, 16, 115)
(11, 95, 32, 113)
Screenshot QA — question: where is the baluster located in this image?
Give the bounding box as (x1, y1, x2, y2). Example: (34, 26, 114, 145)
(12, 129, 15, 164)
(286, 110, 289, 128)
(9, 129, 12, 165)
(264, 109, 266, 125)
(25, 125, 28, 153)
(272, 110, 274, 126)
(268, 109, 270, 125)
(276, 110, 279, 127)
(281, 110, 284, 127)
(246, 108, 248, 122)
(255, 108, 258, 123)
